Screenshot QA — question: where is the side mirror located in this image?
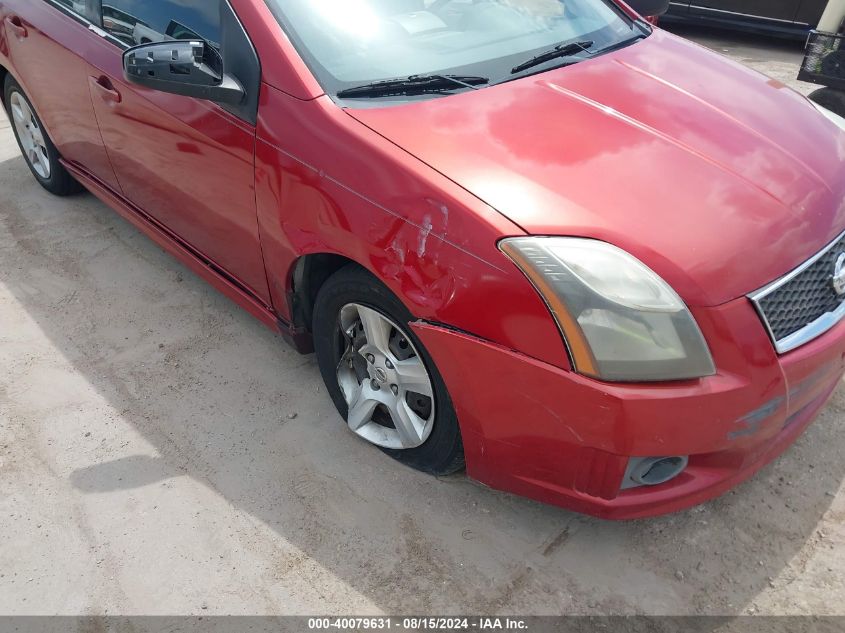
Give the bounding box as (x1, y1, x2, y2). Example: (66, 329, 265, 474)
(626, 0, 670, 17)
(123, 40, 244, 105)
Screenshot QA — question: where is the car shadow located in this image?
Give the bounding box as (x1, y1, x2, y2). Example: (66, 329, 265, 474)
(1, 152, 843, 615)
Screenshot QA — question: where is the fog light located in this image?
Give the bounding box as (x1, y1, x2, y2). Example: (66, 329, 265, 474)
(622, 456, 688, 489)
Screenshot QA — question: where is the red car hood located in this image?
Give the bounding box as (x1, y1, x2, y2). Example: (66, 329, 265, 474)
(348, 30, 845, 307)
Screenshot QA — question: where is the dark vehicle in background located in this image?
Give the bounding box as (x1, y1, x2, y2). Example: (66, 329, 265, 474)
(663, 0, 829, 38)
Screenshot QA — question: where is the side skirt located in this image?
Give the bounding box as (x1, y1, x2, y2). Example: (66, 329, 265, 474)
(60, 159, 306, 345)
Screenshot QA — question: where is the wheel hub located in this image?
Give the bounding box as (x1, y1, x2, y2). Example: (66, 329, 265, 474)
(335, 303, 436, 450)
(9, 92, 51, 180)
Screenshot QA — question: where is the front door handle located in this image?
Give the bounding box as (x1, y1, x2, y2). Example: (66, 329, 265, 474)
(89, 75, 122, 104)
(5, 16, 28, 39)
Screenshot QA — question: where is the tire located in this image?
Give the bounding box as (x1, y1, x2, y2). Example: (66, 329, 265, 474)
(313, 265, 464, 476)
(3, 75, 82, 196)
(809, 87, 845, 119)
(821, 50, 845, 83)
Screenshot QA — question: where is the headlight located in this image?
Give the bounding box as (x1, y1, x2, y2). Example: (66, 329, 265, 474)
(812, 101, 845, 130)
(500, 237, 715, 382)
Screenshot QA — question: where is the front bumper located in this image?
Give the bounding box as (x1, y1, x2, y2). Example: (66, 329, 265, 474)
(412, 297, 845, 519)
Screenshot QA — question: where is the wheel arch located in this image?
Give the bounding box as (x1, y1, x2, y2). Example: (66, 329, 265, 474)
(0, 63, 8, 109)
(286, 252, 365, 347)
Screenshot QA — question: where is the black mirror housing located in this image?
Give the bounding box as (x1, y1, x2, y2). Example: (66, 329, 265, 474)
(123, 40, 245, 105)
(626, 0, 670, 17)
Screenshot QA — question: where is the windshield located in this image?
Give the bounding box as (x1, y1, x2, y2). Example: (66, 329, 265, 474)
(264, 0, 645, 99)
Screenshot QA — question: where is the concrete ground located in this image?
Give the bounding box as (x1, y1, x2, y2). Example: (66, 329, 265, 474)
(1, 25, 843, 616)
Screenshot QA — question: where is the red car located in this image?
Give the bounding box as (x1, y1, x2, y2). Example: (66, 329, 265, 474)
(2, 0, 845, 519)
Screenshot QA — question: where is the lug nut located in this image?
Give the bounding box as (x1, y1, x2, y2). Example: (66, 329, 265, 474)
(390, 384, 399, 395)
(370, 379, 380, 390)
(366, 353, 375, 364)
(385, 359, 394, 369)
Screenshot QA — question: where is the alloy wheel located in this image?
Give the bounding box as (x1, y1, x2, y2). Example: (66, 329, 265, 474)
(335, 303, 435, 450)
(10, 92, 51, 180)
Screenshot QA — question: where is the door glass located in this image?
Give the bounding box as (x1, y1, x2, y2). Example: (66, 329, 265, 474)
(100, 0, 221, 48)
(52, 0, 90, 19)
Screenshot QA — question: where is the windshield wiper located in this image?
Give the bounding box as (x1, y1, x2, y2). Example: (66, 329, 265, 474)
(336, 74, 489, 99)
(510, 40, 594, 75)
(590, 33, 647, 56)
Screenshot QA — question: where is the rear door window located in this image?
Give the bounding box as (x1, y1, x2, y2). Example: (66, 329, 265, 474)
(53, 0, 88, 17)
(100, 0, 221, 48)
(49, 0, 98, 23)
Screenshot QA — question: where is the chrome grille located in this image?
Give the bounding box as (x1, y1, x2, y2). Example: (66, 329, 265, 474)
(750, 230, 845, 354)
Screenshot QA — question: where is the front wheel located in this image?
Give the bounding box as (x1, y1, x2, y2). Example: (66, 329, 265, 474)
(313, 266, 464, 475)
